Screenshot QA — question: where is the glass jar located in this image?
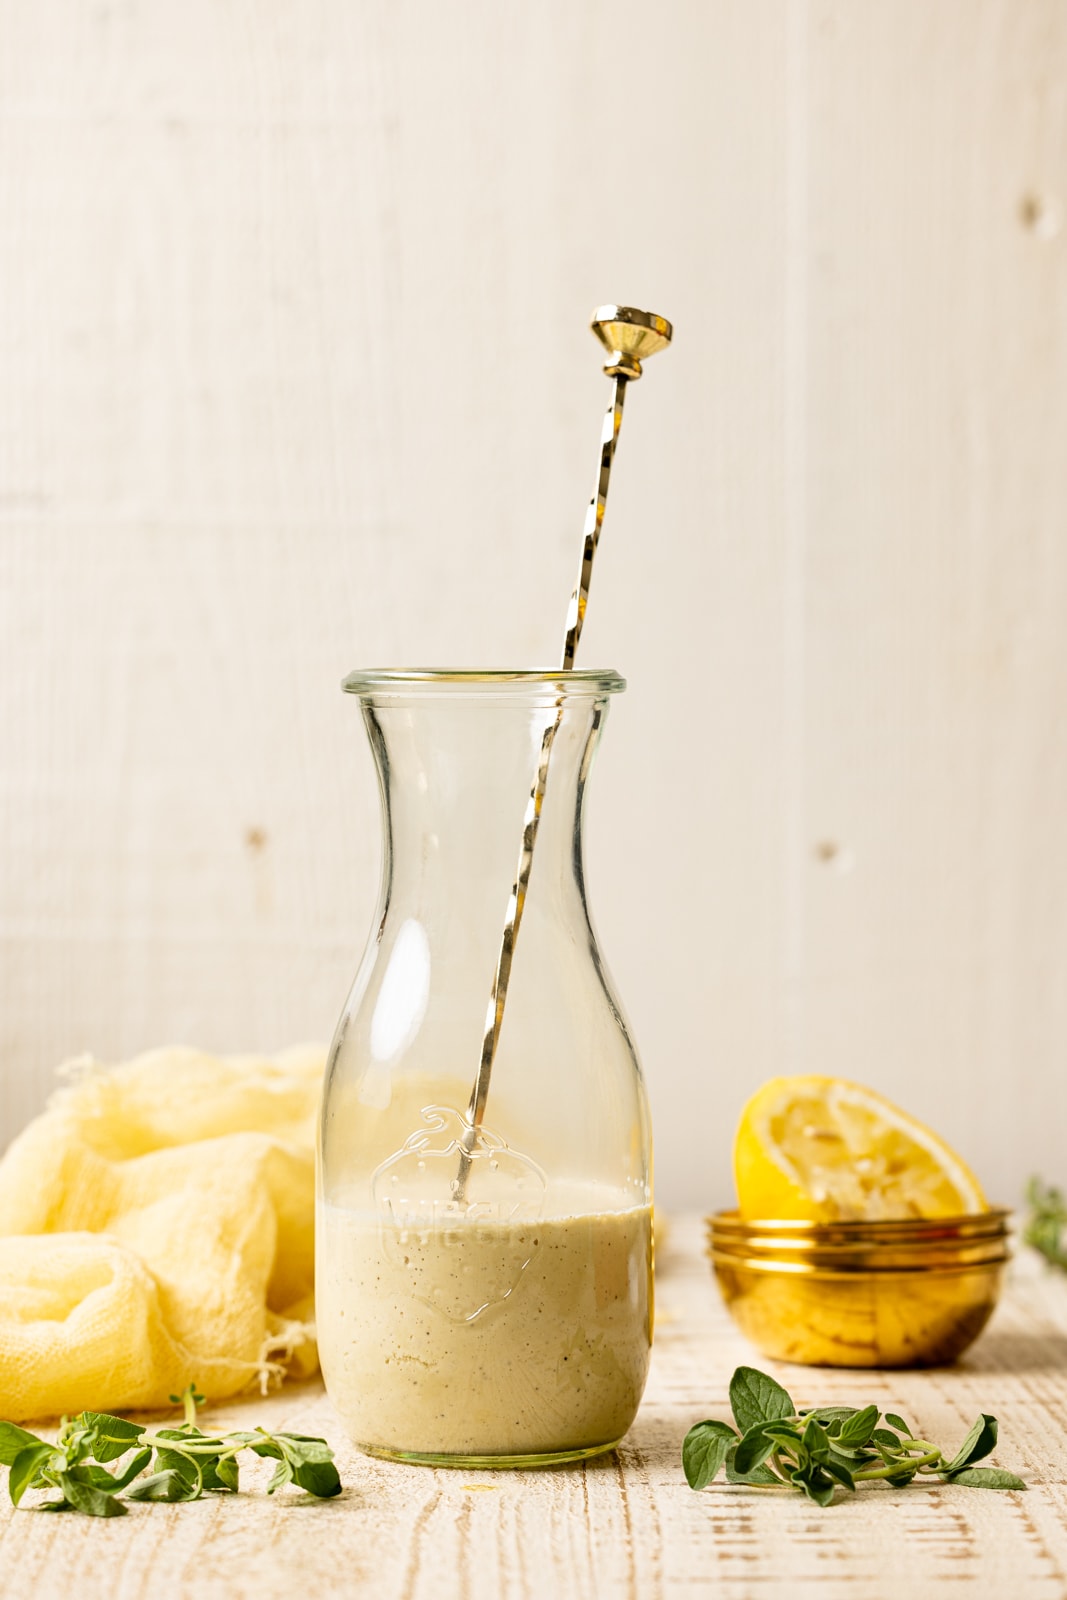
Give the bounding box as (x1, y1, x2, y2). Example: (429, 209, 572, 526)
(316, 670, 652, 1467)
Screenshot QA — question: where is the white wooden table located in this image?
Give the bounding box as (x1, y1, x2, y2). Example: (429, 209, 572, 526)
(2, 1216, 1066, 1599)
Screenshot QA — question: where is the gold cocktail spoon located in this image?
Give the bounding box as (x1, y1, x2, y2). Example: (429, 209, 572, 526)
(453, 306, 673, 1202)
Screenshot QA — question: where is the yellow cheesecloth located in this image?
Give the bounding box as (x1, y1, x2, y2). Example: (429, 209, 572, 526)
(0, 1045, 323, 1421)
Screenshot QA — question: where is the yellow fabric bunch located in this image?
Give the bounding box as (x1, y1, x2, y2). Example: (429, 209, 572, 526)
(0, 1045, 324, 1422)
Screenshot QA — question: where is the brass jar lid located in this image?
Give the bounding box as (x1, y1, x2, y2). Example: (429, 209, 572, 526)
(708, 1207, 1011, 1243)
(706, 1207, 1011, 1277)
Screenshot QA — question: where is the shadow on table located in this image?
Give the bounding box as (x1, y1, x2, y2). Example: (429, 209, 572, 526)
(961, 1329, 1067, 1374)
(578, 1416, 683, 1482)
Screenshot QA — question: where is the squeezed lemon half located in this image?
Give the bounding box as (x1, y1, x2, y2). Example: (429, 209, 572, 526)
(734, 1075, 987, 1221)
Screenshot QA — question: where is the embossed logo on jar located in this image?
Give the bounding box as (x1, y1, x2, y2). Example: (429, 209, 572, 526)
(372, 1106, 547, 1323)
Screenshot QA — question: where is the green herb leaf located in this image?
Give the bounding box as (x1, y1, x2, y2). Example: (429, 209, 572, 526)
(804, 1406, 858, 1425)
(126, 1470, 198, 1503)
(883, 1466, 917, 1487)
(734, 1424, 779, 1476)
(277, 1436, 342, 1497)
(883, 1413, 910, 1434)
(110, 1449, 153, 1491)
(725, 1443, 781, 1486)
(838, 1406, 879, 1448)
(801, 1467, 837, 1507)
(290, 1458, 342, 1499)
(213, 1456, 240, 1493)
(801, 1416, 830, 1465)
(760, 1423, 803, 1446)
(682, 1421, 737, 1489)
(945, 1467, 1027, 1491)
(152, 1447, 202, 1495)
(827, 1447, 871, 1467)
(276, 1433, 338, 1465)
(75, 1412, 146, 1463)
(729, 1368, 795, 1435)
(944, 1415, 998, 1474)
(56, 1471, 127, 1517)
(1024, 1177, 1067, 1271)
(198, 1456, 229, 1492)
(822, 1456, 855, 1492)
(9, 1444, 54, 1507)
(0, 1422, 46, 1467)
(266, 1459, 293, 1495)
(244, 1433, 284, 1462)
(872, 1428, 903, 1449)
(63, 1463, 122, 1492)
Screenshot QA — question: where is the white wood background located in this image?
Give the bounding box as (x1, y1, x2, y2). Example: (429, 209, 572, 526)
(1, 0, 1066, 1211)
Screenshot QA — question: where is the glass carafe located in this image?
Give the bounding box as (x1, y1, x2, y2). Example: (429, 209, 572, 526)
(316, 670, 652, 1467)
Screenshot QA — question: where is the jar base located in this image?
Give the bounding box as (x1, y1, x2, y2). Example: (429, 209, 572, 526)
(358, 1437, 624, 1470)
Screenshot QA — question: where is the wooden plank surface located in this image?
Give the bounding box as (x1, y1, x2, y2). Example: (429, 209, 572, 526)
(1, 1215, 1065, 1599)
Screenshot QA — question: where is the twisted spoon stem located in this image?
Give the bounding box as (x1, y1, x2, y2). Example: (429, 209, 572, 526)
(453, 308, 670, 1203)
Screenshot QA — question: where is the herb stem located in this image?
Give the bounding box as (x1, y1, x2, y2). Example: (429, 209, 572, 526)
(854, 1449, 941, 1482)
(140, 1434, 224, 1454)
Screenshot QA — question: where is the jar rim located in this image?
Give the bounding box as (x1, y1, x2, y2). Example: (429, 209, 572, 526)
(342, 668, 626, 697)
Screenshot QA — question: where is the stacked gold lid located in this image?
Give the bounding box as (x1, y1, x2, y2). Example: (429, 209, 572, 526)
(707, 1209, 1011, 1368)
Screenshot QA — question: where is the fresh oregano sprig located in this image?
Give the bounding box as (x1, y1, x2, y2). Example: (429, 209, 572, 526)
(683, 1366, 1026, 1507)
(1024, 1176, 1067, 1271)
(0, 1384, 342, 1516)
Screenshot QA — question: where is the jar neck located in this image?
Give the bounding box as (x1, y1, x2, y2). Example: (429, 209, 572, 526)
(361, 693, 610, 910)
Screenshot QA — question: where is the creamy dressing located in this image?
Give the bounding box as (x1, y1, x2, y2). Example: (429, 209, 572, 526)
(317, 1194, 652, 1458)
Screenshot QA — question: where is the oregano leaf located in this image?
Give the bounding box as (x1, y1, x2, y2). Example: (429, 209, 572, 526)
(946, 1467, 1027, 1491)
(838, 1406, 879, 1448)
(213, 1456, 240, 1493)
(63, 1463, 122, 1492)
(799, 1467, 836, 1507)
(56, 1472, 127, 1517)
(153, 1447, 202, 1491)
(801, 1416, 830, 1465)
(126, 1470, 198, 1503)
(0, 1422, 46, 1467)
(291, 1458, 342, 1498)
(729, 1368, 795, 1434)
(682, 1421, 737, 1489)
(76, 1412, 145, 1463)
(725, 1443, 781, 1486)
(944, 1415, 998, 1474)
(733, 1424, 779, 1475)
(110, 1449, 153, 1491)
(822, 1456, 855, 1492)
(8, 1444, 54, 1507)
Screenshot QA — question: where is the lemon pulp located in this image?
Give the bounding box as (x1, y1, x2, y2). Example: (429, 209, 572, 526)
(734, 1076, 986, 1222)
